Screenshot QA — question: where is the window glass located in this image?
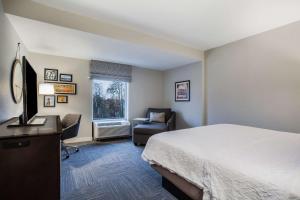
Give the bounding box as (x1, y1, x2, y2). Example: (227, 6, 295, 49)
(93, 80, 127, 120)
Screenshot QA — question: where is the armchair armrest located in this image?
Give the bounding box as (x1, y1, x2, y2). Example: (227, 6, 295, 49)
(167, 112, 176, 131)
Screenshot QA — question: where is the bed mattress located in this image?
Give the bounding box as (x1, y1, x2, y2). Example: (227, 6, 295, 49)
(142, 124, 300, 200)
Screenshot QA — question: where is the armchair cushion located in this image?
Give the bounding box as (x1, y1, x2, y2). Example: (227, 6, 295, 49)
(149, 112, 165, 123)
(134, 123, 168, 135)
(146, 108, 171, 123)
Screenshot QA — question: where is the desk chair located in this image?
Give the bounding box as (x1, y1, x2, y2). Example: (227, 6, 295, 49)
(61, 114, 81, 159)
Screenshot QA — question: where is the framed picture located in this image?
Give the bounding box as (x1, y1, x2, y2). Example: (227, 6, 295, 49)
(175, 80, 190, 101)
(57, 95, 68, 103)
(44, 68, 58, 81)
(59, 74, 73, 82)
(44, 95, 55, 107)
(54, 83, 77, 95)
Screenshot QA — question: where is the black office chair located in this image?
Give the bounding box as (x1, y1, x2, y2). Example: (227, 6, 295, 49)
(61, 114, 82, 159)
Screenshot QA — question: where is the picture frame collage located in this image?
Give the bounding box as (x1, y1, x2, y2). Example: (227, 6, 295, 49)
(44, 68, 76, 107)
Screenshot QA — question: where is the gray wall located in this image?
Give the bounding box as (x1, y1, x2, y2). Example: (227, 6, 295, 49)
(129, 67, 164, 120)
(28, 52, 164, 141)
(27, 53, 92, 140)
(205, 21, 300, 133)
(164, 62, 203, 129)
(0, 0, 27, 122)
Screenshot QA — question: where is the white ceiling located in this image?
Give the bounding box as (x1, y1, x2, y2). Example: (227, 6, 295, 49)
(7, 14, 199, 70)
(33, 0, 300, 50)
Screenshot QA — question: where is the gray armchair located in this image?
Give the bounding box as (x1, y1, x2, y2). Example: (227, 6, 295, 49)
(61, 114, 82, 159)
(132, 108, 176, 145)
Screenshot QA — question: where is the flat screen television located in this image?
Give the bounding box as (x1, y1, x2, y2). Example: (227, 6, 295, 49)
(22, 56, 38, 124)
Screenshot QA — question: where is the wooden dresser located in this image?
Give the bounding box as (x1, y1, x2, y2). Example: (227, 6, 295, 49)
(0, 115, 62, 200)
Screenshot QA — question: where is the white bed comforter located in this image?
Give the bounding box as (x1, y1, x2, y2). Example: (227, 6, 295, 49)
(142, 124, 300, 200)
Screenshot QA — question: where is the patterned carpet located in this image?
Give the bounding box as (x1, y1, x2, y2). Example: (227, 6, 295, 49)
(61, 140, 176, 200)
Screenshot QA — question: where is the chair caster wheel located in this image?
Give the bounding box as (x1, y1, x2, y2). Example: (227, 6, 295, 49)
(66, 155, 69, 159)
(75, 148, 79, 152)
(134, 143, 138, 146)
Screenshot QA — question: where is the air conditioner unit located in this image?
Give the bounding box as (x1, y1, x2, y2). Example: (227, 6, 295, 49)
(93, 121, 131, 140)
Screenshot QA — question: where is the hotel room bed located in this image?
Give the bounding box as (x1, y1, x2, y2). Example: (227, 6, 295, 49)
(142, 124, 300, 200)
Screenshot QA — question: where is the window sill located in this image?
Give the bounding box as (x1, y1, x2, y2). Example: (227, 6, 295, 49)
(93, 119, 128, 123)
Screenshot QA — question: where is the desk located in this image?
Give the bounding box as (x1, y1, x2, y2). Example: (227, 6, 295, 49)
(0, 115, 62, 200)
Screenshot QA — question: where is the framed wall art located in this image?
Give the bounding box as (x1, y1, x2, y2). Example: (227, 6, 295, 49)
(54, 83, 77, 95)
(59, 74, 73, 82)
(175, 80, 190, 102)
(44, 68, 58, 81)
(57, 95, 68, 103)
(44, 95, 56, 107)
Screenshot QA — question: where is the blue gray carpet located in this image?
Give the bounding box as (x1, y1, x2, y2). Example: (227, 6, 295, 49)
(61, 140, 176, 200)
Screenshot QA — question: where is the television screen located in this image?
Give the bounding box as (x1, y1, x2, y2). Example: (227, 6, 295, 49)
(23, 56, 38, 123)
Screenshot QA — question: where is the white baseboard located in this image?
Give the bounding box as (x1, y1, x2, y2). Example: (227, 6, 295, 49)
(64, 137, 93, 144)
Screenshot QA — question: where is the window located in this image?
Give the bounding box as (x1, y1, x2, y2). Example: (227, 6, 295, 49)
(92, 80, 128, 121)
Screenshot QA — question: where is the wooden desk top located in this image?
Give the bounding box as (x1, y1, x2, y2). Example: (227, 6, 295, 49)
(0, 115, 62, 140)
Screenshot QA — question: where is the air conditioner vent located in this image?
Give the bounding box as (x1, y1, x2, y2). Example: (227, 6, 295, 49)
(93, 121, 131, 140)
(98, 122, 122, 126)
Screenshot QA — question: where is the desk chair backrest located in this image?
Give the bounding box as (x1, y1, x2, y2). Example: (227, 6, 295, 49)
(61, 114, 81, 140)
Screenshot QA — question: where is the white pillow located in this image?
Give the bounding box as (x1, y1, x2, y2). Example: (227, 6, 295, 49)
(149, 112, 165, 123)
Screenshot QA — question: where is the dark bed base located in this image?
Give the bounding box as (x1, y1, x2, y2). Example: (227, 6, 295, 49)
(152, 165, 203, 200)
(162, 177, 193, 200)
